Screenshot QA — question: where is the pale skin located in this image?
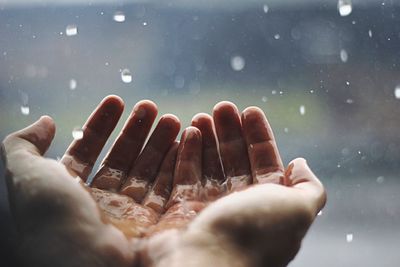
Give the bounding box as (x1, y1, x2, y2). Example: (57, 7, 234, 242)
(2, 95, 326, 267)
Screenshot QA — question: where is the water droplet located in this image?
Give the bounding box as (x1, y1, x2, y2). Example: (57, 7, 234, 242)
(340, 49, 348, 62)
(317, 210, 323, 216)
(310, 89, 314, 93)
(20, 105, 30, 115)
(346, 98, 354, 104)
(338, 0, 352, 16)
(100, 11, 104, 15)
(263, 4, 269, 13)
(113, 11, 125, 22)
(65, 25, 78, 36)
(346, 81, 350, 85)
(121, 68, 132, 83)
(230, 56, 245, 71)
(284, 127, 289, 133)
(368, 29, 373, 37)
(274, 34, 280, 40)
(337, 164, 341, 168)
(69, 79, 77, 90)
(271, 90, 277, 95)
(142, 22, 148, 26)
(376, 176, 385, 184)
(262, 96, 268, 102)
(299, 105, 306, 115)
(346, 233, 353, 242)
(72, 127, 84, 140)
(394, 85, 400, 99)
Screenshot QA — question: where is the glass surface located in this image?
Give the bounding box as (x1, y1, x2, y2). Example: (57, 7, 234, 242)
(1, 0, 399, 266)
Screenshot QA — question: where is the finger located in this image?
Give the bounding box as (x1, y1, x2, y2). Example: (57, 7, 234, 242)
(142, 142, 179, 214)
(191, 113, 225, 200)
(241, 106, 284, 184)
(91, 100, 158, 191)
(213, 101, 251, 191)
(2, 116, 55, 159)
(191, 113, 224, 181)
(285, 158, 327, 214)
(61, 95, 124, 181)
(167, 127, 202, 208)
(120, 114, 180, 202)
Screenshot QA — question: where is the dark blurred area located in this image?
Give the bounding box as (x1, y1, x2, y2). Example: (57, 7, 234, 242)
(1, 1, 399, 266)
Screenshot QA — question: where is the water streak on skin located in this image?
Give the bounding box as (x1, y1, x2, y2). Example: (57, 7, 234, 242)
(92, 166, 126, 190)
(223, 174, 251, 191)
(143, 191, 167, 213)
(91, 188, 158, 237)
(121, 178, 149, 202)
(61, 154, 92, 178)
(202, 177, 226, 201)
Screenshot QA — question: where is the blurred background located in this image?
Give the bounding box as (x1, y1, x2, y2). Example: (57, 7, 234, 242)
(0, 0, 399, 266)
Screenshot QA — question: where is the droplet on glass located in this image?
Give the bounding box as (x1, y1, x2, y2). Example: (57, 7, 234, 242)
(263, 4, 269, 13)
(376, 176, 385, 184)
(346, 233, 353, 243)
(274, 34, 280, 40)
(368, 29, 373, 38)
(121, 69, 132, 83)
(338, 0, 352, 16)
(230, 56, 245, 71)
(262, 96, 268, 102)
(65, 25, 78, 36)
(69, 79, 77, 90)
(72, 127, 84, 140)
(340, 49, 348, 62)
(20, 105, 30, 116)
(394, 85, 400, 99)
(299, 105, 306, 115)
(113, 11, 125, 22)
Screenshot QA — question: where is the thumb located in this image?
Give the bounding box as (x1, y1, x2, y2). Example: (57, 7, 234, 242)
(286, 158, 327, 213)
(2, 116, 56, 159)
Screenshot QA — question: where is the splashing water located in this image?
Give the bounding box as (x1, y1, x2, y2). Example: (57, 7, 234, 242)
(66, 25, 78, 36)
(72, 127, 84, 140)
(230, 56, 245, 71)
(340, 49, 348, 62)
(121, 69, 132, 83)
(346, 233, 353, 242)
(338, 0, 352, 16)
(20, 105, 30, 115)
(394, 85, 400, 99)
(263, 4, 269, 13)
(113, 11, 125, 22)
(299, 105, 306, 115)
(69, 79, 77, 90)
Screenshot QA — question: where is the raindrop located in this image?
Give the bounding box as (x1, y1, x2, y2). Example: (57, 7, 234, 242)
(317, 210, 323, 216)
(338, 0, 352, 16)
(262, 96, 268, 102)
(346, 98, 354, 104)
(65, 25, 78, 36)
(274, 34, 280, 40)
(113, 11, 125, 22)
(20, 105, 30, 116)
(72, 127, 84, 140)
(284, 127, 289, 133)
(394, 85, 400, 99)
(299, 105, 306, 115)
(346, 233, 353, 243)
(340, 49, 348, 62)
(376, 176, 385, 184)
(230, 56, 245, 71)
(337, 164, 341, 168)
(121, 69, 132, 83)
(69, 79, 77, 90)
(346, 81, 350, 85)
(263, 4, 269, 13)
(368, 29, 373, 38)
(142, 22, 148, 26)
(271, 90, 277, 95)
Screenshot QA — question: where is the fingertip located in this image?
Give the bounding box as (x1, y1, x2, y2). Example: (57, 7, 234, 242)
(134, 99, 158, 119)
(102, 95, 125, 109)
(191, 113, 213, 129)
(242, 106, 265, 120)
(182, 126, 202, 141)
(213, 101, 239, 117)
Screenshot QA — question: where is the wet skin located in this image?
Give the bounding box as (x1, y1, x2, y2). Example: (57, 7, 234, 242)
(2, 95, 326, 267)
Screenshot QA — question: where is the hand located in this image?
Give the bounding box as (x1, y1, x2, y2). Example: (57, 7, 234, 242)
(144, 102, 327, 267)
(2, 95, 183, 266)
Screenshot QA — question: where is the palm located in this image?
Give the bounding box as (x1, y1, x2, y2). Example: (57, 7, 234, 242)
(3, 96, 326, 267)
